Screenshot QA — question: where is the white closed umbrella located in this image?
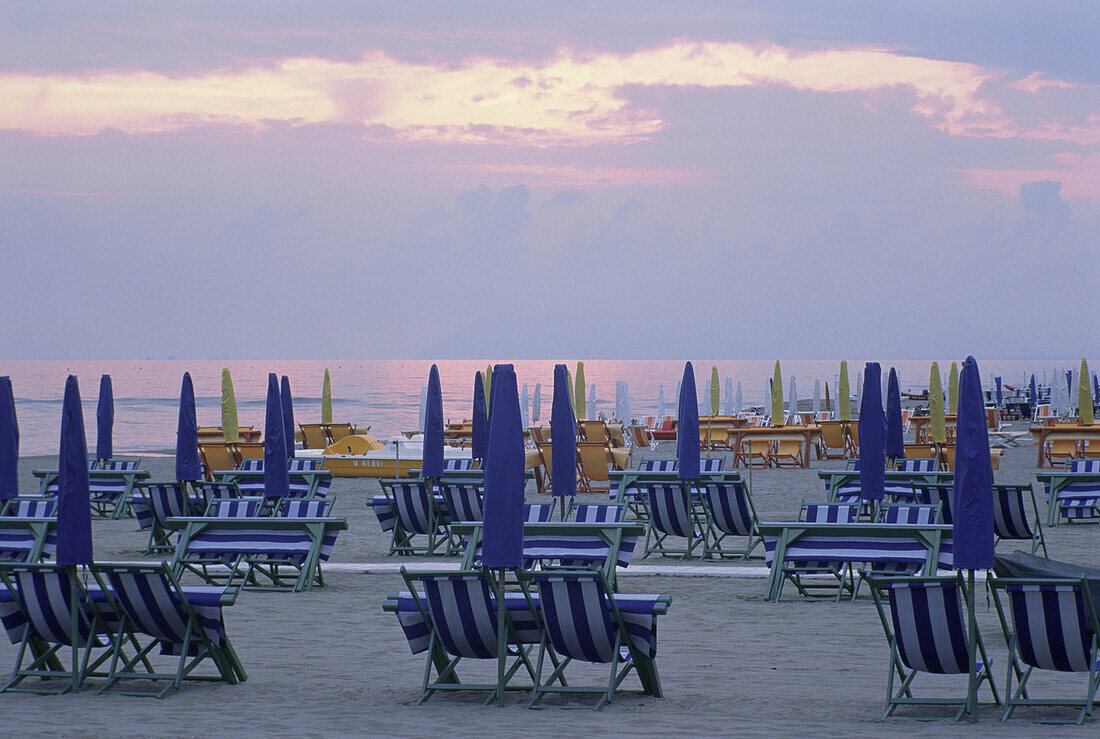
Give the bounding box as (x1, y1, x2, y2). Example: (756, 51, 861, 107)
(657, 384, 666, 422)
(723, 377, 733, 416)
(588, 384, 597, 418)
(735, 381, 743, 415)
(532, 383, 541, 423)
(813, 379, 821, 414)
(520, 383, 530, 428)
(855, 373, 863, 417)
(675, 380, 682, 420)
(418, 384, 428, 432)
(789, 377, 798, 421)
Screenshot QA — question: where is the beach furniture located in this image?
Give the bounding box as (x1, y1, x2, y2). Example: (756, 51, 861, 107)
(205, 499, 261, 517)
(198, 443, 239, 481)
(92, 563, 246, 697)
(699, 481, 762, 560)
(1035, 472, 1100, 526)
(298, 423, 329, 449)
(628, 424, 654, 449)
(849, 504, 942, 600)
(912, 482, 955, 524)
(572, 503, 625, 523)
(577, 442, 615, 493)
(379, 479, 453, 556)
(439, 482, 484, 523)
(324, 422, 355, 445)
(992, 484, 1046, 555)
(524, 504, 553, 523)
(213, 468, 332, 499)
(770, 502, 859, 600)
(1, 497, 57, 518)
(990, 576, 1099, 723)
(235, 441, 265, 460)
(137, 482, 198, 554)
(639, 482, 705, 559)
(521, 569, 670, 709)
(31, 465, 151, 520)
(816, 422, 848, 459)
(237, 459, 264, 471)
(0, 564, 115, 694)
(869, 574, 999, 720)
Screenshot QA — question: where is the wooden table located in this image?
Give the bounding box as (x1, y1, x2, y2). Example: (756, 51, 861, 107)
(728, 426, 818, 468)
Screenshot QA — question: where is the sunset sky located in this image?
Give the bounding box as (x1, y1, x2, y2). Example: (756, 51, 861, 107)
(1, 2, 1096, 359)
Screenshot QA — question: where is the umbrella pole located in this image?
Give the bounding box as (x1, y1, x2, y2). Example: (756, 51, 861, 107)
(496, 566, 507, 707)
(966, 568, 978, 722)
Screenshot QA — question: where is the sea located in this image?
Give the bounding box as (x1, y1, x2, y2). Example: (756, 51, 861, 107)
(1, 359, 1086, 456)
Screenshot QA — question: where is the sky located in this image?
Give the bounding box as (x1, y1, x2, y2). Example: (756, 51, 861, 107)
(1, 2, 1097, 360)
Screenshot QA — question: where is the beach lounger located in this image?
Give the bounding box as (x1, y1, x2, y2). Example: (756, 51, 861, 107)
(522, 570, 670, 709)
(992, 484, 1047, 556)
(1, 497, 57, 518)
(324, 422, 355, 445)
(298, 423, 330, 449)
(92, 563, 246, 698)
(205, 499, 262, 517)
(773, 502, 860, 601)
(577, 442, 615, 494)
(913, 482, 955, 525)
(237, 459, 264, 471)
(639, 482, 705, 559)
(572, 503, 625, 523)
(289, 458, 324, 472)
(198, 443, 239, 481)
(191, 481, 241, 511)
(769, 438, 805, 468)
(137, 482, 197, 555)
(380, 479, 453, 556)
(990, 576, 1099, 724)
(235, 442, 265, 460)
(700, 481, 762, 560)
(849, 504, 942, 600)
(869, 574, 999, 721)
(817, 422, 849, 459)
(439, 483, 484, 523)
(1049, 476, 1100, 526)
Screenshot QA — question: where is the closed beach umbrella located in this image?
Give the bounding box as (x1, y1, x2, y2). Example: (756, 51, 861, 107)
(482, 364, 525, 567)
(886, 367, 904, 459)
(825, 382, 831, 412)
(657, 384, 666, 421)
(948, 362, 959, 415)
(621, 381, 632, 423)
(723, 377, 733, 416)
(566, 369, 575, 415)
(550, 364, 577, 498)
(838, 361, 851, 421)
(588, 384, 596, 419)
(710, 366, 720, 417)
(1029, 374, 1037, 406)
(421, 365, 444, 479)
(615, 381, 625, 422)
(855, 373, 863, 418)
(484, 365, 492, 405)
(575, 362, 586, 420)
(321, 368, 333, 424)
(859, 363, 886, 504)
(263, 374, 289, 499)
(0, 377, 17, 500)
(813, 379, 821, 415)
(520, 383, 530, 428)
(471, 372, 487, 461)
(994, 376, 1003, 406)
(532, 382, 541, 424)
(929, 362, 946, 445)
(417, 385, 428, 433)
(789, 376, 798, 421)
(58, 375, 93, 566)
(953, 356, 995, 721)
(96, 374, 113, 462)
(770, 361, 784, 426)
(221, 368, 239, 444)
(1080, 359, 1093, 426)
(735, 381, 742, 416)
(280, 375, 295, 458)
(176, 373, 202, 483)
(677, 362, 700, 480)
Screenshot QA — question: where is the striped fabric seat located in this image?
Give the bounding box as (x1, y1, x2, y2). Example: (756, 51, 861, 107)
(370, 495, 397, 532)
(573, 504, 625, 523)
(524, 504, 552, 523)
(382, 480, 452, 556)
(280, 500, 338, 561)
(439, 483, 483, 523)
(1054, 480, 1100, 523)
(615, 459, 678, 502)
(895, 459, 937, 472)
(913, 483, 955, 525)
(98, 459, 140, 471)
(1069, 460, 1100, 473)
(288, 458, 323, 472)
(92, 564, 245, 698)
(138, 482, 194, 554)
(234, 477, 266, 496)
(191, 481, 240, 515)
(526, 571, 667, 709)
(701, 482, 762, 559)
(238, 459, 264, 471)
(0, 519, 56, 562)
(518, 533, 638, 571)
(640, 483, 703, 558)
(763, 503, 859, 600)
(442, 458, 475, 471)
(871, 575, 998, 720)
(2, 497, 57, 518)
(205, 499, 261, 518)
(992, 484, 1047, 555)
(992, 578, 1100, 724)
(88, 476, 134, 517)
(850, 505, 944, 599)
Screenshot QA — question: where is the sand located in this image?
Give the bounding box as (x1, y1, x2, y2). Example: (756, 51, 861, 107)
(2, 423, 1098, 737)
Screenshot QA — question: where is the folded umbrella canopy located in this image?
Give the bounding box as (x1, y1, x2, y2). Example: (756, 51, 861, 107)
(281, 375, 296, 458)
(929, 362, 946, 445)
(994, 376, 1003, 406)
(566, 368, 575, 415)
(656, 384, 666, 421)
(550, 364, 577, 499)
(770, 361, 783, 426)
(421, 365, 444, 480)
(96, 374, 113, 461)
(482, 364, 524, 568)
(813, 379, 821, 415)
(263, 373, 289, 500)
(321, 368, 333, 425)
(723, 377, 733, 416)
(588, 384, 596, 419)
(677, 362, 700, 480)
(1029, 374, 1037, 406)
(532, 382, 541, 424)
(575, 361, 586, 420)
(221, 368, 239, 444)
(176, 373, 202, 484)
(58, 375, 93, 566)
(735, 381, 742, 416)
(948, 362, 959, 415)
(710, 366, 720, 417)
(1080, 359, 1093, 426)
(858, 363, 886, 505)
(886, 368, 904, 459)
(0, 377, 17, 501)
(838, 361, 851, 421)
(788, 376, 798, 421)
(472, 372, 487, 461)
(520, 383, 530, 428)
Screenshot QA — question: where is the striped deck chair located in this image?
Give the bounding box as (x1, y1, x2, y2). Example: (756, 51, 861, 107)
(1, 497, 57, 518)
(139, 482, 196, 554)
(237, 459, 264, 471)
(204, 499, 262, 517)
(442, 458, 475, 472)
(522, 570, 669, 709)
(398, 568, 540, 705)
(1051, 477, 1100, 525)
(639, 482, 704, 559)
(850, 504, 943, 601)
(92, 563, 246, 698)
(0, 517, 57, 563)
(439, 483, 483, 523)
(992, 484, 1047, 556)
(191, 481, 240, 514)
(700, 481, 762, 560)
(525, 504, 553, 523)
(88, 464, 143, 519)
(573, 504, 625, 523)
(0, 564, 116, 695)
(614, 460, 678, 520)
(990, 577, 1100, 724)
(1070, 460, 1100, 473)
(869, 574, 999, 721)
(774, 502, 860, 601)
(380, 480, 452, 556)
(913, 482, 955, 525)
(884, 459, 938, 501)
(289, 458, 323, 472)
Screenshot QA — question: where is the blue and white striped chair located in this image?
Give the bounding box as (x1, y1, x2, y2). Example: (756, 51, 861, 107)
(572, 503, 625, 523)
(1051, 478, 1100, 525)
(92, 563, 246, 698)
(913, 482, 955, 525)
(1069, 460, 1100, 473)
(523, 570, 668, 709)
(204, 499, 261, 517)
(288, 458, 323, 472)
(191, 482, 240, 515)
(524, 503, 553, 523)
(870, 574, 999, 721)
(442, 458, 475, 471)
(850, 504, 943, 601)
(639, 482, 704, 559)
(0, 564, 113, 695)
(237, 459, 264, 471)
(1, 497, 57, 518)
(439, 483, 483, 523)
(380, 480, 452, 556)
(991, 577, 1100, 724)
(614, 459, 678, 507)
(700, 481, 761, 559)
(138, 482, 197, 554)
(779, 502, 860, 600)
(992, 484, 1046, 556)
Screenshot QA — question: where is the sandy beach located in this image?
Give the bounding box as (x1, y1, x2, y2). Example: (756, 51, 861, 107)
(2, 429, 1098, 737)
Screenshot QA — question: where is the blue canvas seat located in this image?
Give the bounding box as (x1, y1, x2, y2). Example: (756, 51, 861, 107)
(204, 499, 262, 517)
(288, 458, 323, 472)
(771, 502, 859, 600)
(870, 574, 999, 721)
(1053, 479, 1100, 524)
(191, 481, 241, 514)
(990, 577, 1100, 724)
(992, 484, 1047, 556)
(380, 479, 453, 556)
(137, 482, 196, 554)
(1, 497, 57, 518)
(442, 458, 475, 471)
(700, 481, 762, 559)
(237, 459, 264, 471)
(524, 504, 552, 523)
(572, 503, 625, 523)
(439, 483, 484, 523)
(913, 482, 955, 525)
(639, 482, 704, 559)
(850, 504, 942, 600)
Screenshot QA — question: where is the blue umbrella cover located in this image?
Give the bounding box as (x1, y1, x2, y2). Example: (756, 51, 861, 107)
(471, 372, 487, 461)
(264, 373, 290, 499)
(481, 364, 524, 568)
(0, 377, 18, 500)
(953, 356, 994, 569)
(96, 374, 113, 461)
(175, 372, 202, 483)
(550, 363, 577, 497)
(421, 365, 444, 479)
(280, 375, 296, 458)
(57, 375, 93, 565)
(858, 362, 886, 502)
(994, 376, 1003, 406)
(677, 362, 700, 480)
(885, 367, 905, 459)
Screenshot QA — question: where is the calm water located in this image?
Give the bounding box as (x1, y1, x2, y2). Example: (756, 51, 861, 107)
(1, 359, 1084, 455)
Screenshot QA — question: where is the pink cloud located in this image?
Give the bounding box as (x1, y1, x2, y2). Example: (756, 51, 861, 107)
(960, 152, 1100, 199)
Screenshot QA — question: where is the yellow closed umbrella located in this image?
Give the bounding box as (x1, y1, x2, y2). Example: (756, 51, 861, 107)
(710, 366, 720, 416)
(321, 368, 333, 424)
(575, 361, 586, 419)
(566, 368, 575, 415)
(484, 364, 492, 404)
(221, 368, 239, 443)
(948, 362, 959, 415)
(1080, 359, 1093, 426)
(929, 362, 946, 444)
(838, 361, 851, 421)
(771, 361, 784, 426)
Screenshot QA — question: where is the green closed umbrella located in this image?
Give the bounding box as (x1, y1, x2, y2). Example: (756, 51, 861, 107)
(575, 361, 586, 420)
(221, 368, 239, 443)
(948, 362, 959, 415)
(930, 362, 946, 444)
(566, 368, 575, 415)
(321, 368, 333, 424)
(710, 366, 720, 417)
(838, 361, 851, 421)
(771, 361, 784, 426)
(484, 365, 492, 404)
(1080, 359, 1093, 426)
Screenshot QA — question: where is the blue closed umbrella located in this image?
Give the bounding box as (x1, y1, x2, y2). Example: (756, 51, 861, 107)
(96, 374, 113, 462)
(421, 365, 444, 479)
(280, 375, 296, 458)
(550, 364, 577, 500)
(175, 373, 202, 483)
(263, 373, 289, 499)
(858, 363, 886, 503)
(953, 356, 994, 722)
(471, 372, 487, 461)
(57, 375, 93, 566)
(677, 362, 700, 480)
(994, 376, 1003, 406)
(0, 377, 18, 500)
(1029, 374, 1037, 406)
(885, 367, 904, 460)
(482, 364, 524, 568)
